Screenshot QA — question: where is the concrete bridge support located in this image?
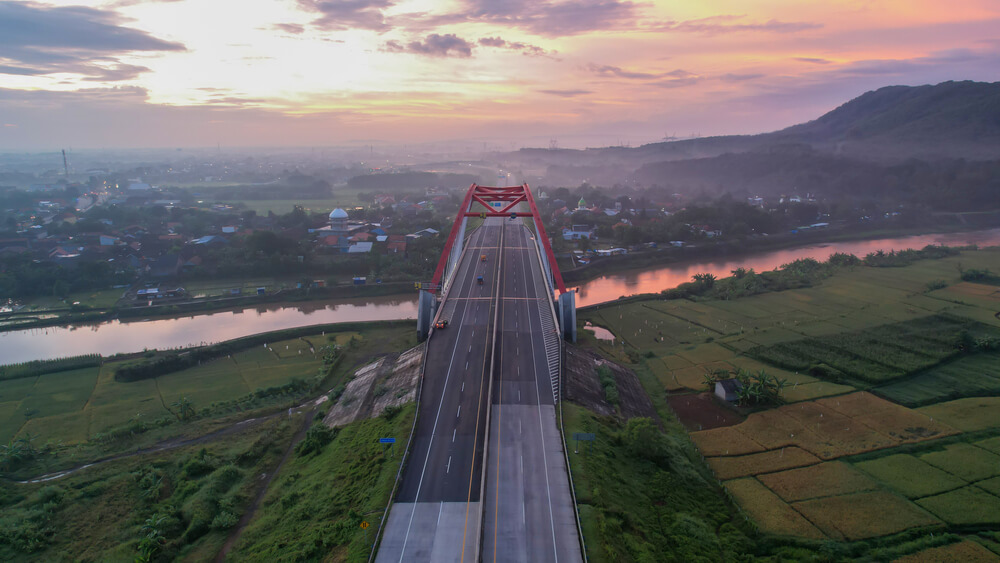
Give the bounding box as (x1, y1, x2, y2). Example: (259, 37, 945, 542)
(416, 289, 437, 341)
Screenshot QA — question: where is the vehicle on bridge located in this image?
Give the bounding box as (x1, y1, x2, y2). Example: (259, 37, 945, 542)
(477, 275, 484, 285)
(434, 319, 448, 329)
(481, 253, 487, 261)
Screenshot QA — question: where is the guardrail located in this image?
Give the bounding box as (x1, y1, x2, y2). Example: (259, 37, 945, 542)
(528, 224, 589, 562)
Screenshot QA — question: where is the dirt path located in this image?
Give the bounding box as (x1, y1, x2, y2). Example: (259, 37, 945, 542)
(16, 414, 280, 484)
(14, 392, 328, 484)
(214, 408, 316, 562)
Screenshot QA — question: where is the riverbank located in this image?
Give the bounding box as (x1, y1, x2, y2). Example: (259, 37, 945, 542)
(4, 218, 997, 335)
(0, 281, 415, 333)
(561, 212, 1000, 285)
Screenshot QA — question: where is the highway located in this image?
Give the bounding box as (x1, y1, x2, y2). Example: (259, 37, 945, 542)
(377, 219, 502, 563)
(483, 219, 582, 562)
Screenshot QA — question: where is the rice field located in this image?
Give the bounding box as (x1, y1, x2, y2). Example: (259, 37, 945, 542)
(894, 540, 999, 563)
(792, 490, 941, 540)
(0, 326, 402, 445)
(579, 247, 1000, 542)
(756, 461, 879, 502)
(854, 454, 968, 498)
(917, 397, 1000, 432)
(916, 486, 1000, 526)
(877, 352, 1000, 407)
(723, 478, 825, 539)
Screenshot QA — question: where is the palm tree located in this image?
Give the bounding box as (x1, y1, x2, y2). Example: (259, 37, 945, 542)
(171, 397, 195, 421)
(137, 514, 167, 562)
(692, 273, 717, 288)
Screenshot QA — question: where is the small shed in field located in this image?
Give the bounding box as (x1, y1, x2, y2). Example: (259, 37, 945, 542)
(715, 379, 743, 402)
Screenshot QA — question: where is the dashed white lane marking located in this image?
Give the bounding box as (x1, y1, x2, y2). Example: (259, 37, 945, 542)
(453, 429, 457, 442)
(457, 405, 461, 418)
(446, 456, 452, 473)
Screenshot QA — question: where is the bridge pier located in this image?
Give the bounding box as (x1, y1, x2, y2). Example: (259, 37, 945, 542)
(557, 291, 577, 343)
(416, 289, 437, 341)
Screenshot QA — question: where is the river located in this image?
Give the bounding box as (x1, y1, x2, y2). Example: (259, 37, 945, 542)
(2, 228, 998, 363)
(570, 228, 1000, 307)
(0, 296, 417, 364)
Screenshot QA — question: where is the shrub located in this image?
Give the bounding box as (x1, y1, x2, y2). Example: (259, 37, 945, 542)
(211, 511, 239, 530)
(295, 425, 337, 457)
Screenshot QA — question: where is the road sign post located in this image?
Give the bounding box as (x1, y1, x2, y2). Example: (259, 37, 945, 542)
(379, 437, 396, 457)
(572, 432, 595, 454)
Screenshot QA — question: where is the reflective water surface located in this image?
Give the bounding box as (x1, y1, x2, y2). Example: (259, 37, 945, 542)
(3, 228, 998, 363)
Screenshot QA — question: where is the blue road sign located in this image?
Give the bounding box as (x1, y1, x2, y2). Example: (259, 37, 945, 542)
(379, 437, 396, 444)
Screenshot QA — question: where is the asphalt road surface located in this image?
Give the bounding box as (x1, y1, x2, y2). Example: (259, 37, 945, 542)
(482, 219, 582, 563)
(377, 219, 502, 563)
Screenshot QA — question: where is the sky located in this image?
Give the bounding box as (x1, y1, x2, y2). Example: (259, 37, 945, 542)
(1, 0, 999, 150)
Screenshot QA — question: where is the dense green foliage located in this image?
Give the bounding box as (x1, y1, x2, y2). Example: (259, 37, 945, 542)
(563, 405, 761, 562)
(231, 405, 415, 562)
(0, 417, 295, 562)
(0, 354, 102, 382)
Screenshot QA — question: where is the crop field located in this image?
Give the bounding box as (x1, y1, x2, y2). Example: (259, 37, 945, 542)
(693, 392, 958, 473)
(854, 454, 967, 498)
(723, 478, 825, 539)
(920, 443, 1000, 482)
(756, 461, 879, 502)
(707, 447, 820, 480)
(896, 540, 1000, 563)
(916, 486, 1000, 526)
(0, 326, 407, 445)
(877, 351, 1000, 407)
(581, 248, 1000, 404)
(793, 490, 941, 540)
(579, 248, 1000, 544)
(917, 397, 1000, 432)
(747, 314, 1000, 385)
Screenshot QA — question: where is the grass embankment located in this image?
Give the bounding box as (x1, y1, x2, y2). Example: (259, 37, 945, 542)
(0, 319, 421, 562)
(0, 414, 299, 562)
(561, 402, 756, 562)
(0, 322, 416, 479)
(570, 245, 1000, 559)
(229, 404, 416, 562)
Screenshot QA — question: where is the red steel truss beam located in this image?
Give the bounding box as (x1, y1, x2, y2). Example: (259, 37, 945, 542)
(523, 183, 568, 294)
(430, 183, 568, 295)
(430, 183, 477, 290)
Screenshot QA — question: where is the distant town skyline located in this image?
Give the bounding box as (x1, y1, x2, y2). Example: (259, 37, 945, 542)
(1, 0, 999, 150)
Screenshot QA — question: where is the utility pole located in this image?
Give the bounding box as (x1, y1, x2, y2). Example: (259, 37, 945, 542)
(62, 149, 68, 178)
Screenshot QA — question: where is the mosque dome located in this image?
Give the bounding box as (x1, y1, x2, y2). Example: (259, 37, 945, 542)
(329, 208, 349, 220)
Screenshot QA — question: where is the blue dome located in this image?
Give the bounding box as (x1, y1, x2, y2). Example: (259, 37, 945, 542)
(329, 208, 348, 219)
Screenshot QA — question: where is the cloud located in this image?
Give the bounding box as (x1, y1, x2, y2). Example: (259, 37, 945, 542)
(477, 37, 552, 56)
(651, 77, 701, 88)
(0, 2, 184, 81)
(795, 57, 832, 65)
(586, 64, 696, 81)
(106, 0, 184, 7)
(397, 0, 644, 37)
(271, 23, 306, 35)
(296, 0, 395, 32)
(382, 34, 473, 57)
(720, 73, 764, 82)
(586, 64, 658, 80)
(665, 15, 821, 35)
(538, 89, 591, 97)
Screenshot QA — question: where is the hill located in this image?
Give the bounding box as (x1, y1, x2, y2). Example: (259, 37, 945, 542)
(502, 81, 1000, 173)
(772, 81, 1000, 158)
